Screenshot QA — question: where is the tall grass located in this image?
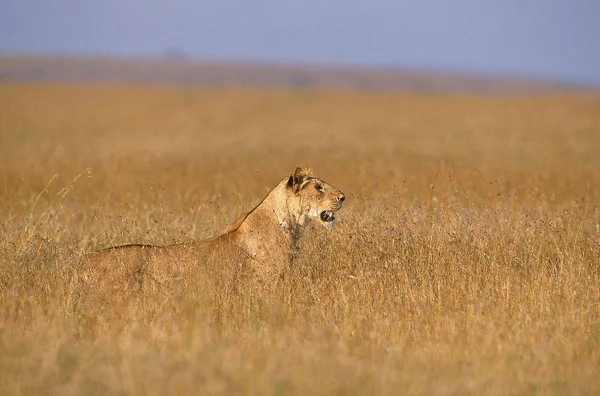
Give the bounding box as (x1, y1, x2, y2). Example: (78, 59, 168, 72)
(1, 84, 599, 395)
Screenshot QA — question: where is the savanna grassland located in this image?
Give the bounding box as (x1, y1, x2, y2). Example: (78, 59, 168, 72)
(0, 83, 599, 395)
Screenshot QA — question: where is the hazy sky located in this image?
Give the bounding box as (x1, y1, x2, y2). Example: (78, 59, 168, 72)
(1, 0, 599, 86)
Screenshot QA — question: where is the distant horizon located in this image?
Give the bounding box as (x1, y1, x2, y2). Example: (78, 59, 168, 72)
(1, 52, 591, 93)
(1, 50, 594, 89)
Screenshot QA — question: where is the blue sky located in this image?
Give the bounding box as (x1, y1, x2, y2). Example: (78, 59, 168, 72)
(1, 0, 599, 86)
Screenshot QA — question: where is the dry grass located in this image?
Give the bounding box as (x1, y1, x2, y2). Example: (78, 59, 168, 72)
(1, 83, 599, 395)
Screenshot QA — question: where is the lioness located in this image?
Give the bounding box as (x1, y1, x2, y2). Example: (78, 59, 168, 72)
(85, 167, 345, 287)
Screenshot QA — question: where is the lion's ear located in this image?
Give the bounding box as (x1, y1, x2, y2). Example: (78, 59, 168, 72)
(288, 167, 313, 192)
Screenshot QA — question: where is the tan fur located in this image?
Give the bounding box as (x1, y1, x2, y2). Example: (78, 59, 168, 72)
(227, 212, 249, 232)
(84, 167, 345, 288)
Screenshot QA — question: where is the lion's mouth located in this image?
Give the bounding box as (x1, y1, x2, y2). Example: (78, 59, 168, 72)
(320, 210, 335, 223)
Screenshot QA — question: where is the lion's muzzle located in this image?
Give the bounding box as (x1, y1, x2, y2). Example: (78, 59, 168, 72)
(335, 193, 345, 211)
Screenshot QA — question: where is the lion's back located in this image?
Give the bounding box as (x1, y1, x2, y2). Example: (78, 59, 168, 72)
(81, 244, 158, 290)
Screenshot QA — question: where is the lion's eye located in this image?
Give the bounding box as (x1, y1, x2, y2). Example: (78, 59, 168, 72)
(315, 184, 323, 192)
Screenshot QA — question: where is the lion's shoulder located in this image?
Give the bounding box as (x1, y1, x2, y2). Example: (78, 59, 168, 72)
(228, 212, 250, 232)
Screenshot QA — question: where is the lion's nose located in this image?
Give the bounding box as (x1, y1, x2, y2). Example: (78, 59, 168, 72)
(338, 194, 345, 203)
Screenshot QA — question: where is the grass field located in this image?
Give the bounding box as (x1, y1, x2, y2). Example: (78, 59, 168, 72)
(1, 83, 599, 395)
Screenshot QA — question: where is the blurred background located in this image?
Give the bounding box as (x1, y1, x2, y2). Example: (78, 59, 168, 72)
(1, 0, 599, 90)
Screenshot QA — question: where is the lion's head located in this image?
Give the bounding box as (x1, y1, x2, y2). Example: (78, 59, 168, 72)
(287, 167, 345, 229)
